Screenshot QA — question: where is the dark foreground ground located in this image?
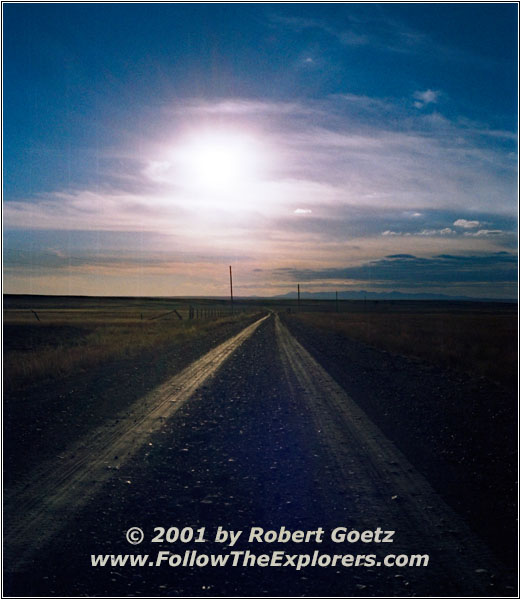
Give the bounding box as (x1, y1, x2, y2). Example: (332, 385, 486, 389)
(281, 314, 517, 569)
(3, 313, 261, 486)
(4, 314, 517, 597)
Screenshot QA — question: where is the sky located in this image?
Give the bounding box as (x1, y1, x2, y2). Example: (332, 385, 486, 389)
(3, 3, 518, 298)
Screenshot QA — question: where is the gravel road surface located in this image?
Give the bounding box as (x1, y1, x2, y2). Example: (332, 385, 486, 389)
(4, 313, 515, 597)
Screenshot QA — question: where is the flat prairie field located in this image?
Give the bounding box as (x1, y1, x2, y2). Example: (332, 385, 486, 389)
(285, 301, 517, 385)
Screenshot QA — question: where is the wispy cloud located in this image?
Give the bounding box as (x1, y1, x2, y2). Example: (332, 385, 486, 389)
(269, 7, 500, 66)
(413, 89, 440, 109)
(269, 10, 439, 56)
(418, 228, 455, 236)
(463, 229, 504, 237)
(382, 228, 457, 237)
(165, 98, 316, 118)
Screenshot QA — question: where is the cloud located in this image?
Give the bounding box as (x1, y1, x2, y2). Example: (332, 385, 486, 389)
(418, 227, 455, 236)
(269, 14, 369, 47)
(272, 252, 517, 289)
(382, 227, 456, 237)
(463, 229, 504, 237)
(270, 10, 459, 58)
(453, 218, 481, 229)
(414, 89, 439, 104)
(413, 89, 440, 109)
(3, 243, 256, 280)
(165, 98, 314, 118)
(4, 190, 191, 232)
(338, 30, 369, 46)
(332, 93, 395, 114)
(294, 208, 312, 214)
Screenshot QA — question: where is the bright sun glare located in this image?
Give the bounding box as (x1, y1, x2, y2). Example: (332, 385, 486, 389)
(175, 131, 262, 195)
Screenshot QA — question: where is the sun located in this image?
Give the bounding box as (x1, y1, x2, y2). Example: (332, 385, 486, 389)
(175, 130, 262, 194)
(189, 139, 244, 189)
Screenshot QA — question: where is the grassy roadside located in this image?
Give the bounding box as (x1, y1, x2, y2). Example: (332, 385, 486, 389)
(4, 311, 258, 392)
(4, 308, 264, 484)
(289, 308, 517, 385)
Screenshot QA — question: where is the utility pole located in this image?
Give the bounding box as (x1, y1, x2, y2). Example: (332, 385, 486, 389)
(336, 290, 339, 313)
(297, 283, 300, 311)
(229, 265, 234, 313)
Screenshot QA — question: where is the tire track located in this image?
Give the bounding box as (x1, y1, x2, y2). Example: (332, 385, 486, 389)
(4, 313, 269, 573)
(275, 314, 510, 596)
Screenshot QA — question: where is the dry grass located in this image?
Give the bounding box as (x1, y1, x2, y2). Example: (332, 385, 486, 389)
(293, 309, 517, 385)
(4, 308, 257, 390)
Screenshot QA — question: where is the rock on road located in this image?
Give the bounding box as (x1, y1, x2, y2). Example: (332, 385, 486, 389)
(4, 313, 514, 597)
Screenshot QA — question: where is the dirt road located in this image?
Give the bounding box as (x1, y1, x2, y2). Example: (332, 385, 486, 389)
(4, 314, 269, 572)
(4, 313, 515, 596)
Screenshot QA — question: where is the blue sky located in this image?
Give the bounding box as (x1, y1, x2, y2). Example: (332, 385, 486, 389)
(3, 3, 518, 298)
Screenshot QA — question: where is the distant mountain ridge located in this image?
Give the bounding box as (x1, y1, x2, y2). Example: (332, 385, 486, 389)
(3, 291, 516, 303)
(272, 290, 516, 302)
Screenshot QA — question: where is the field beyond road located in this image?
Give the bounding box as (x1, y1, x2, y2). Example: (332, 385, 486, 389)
(4, 295, 262, 392)
(284, 300, 517, 385)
